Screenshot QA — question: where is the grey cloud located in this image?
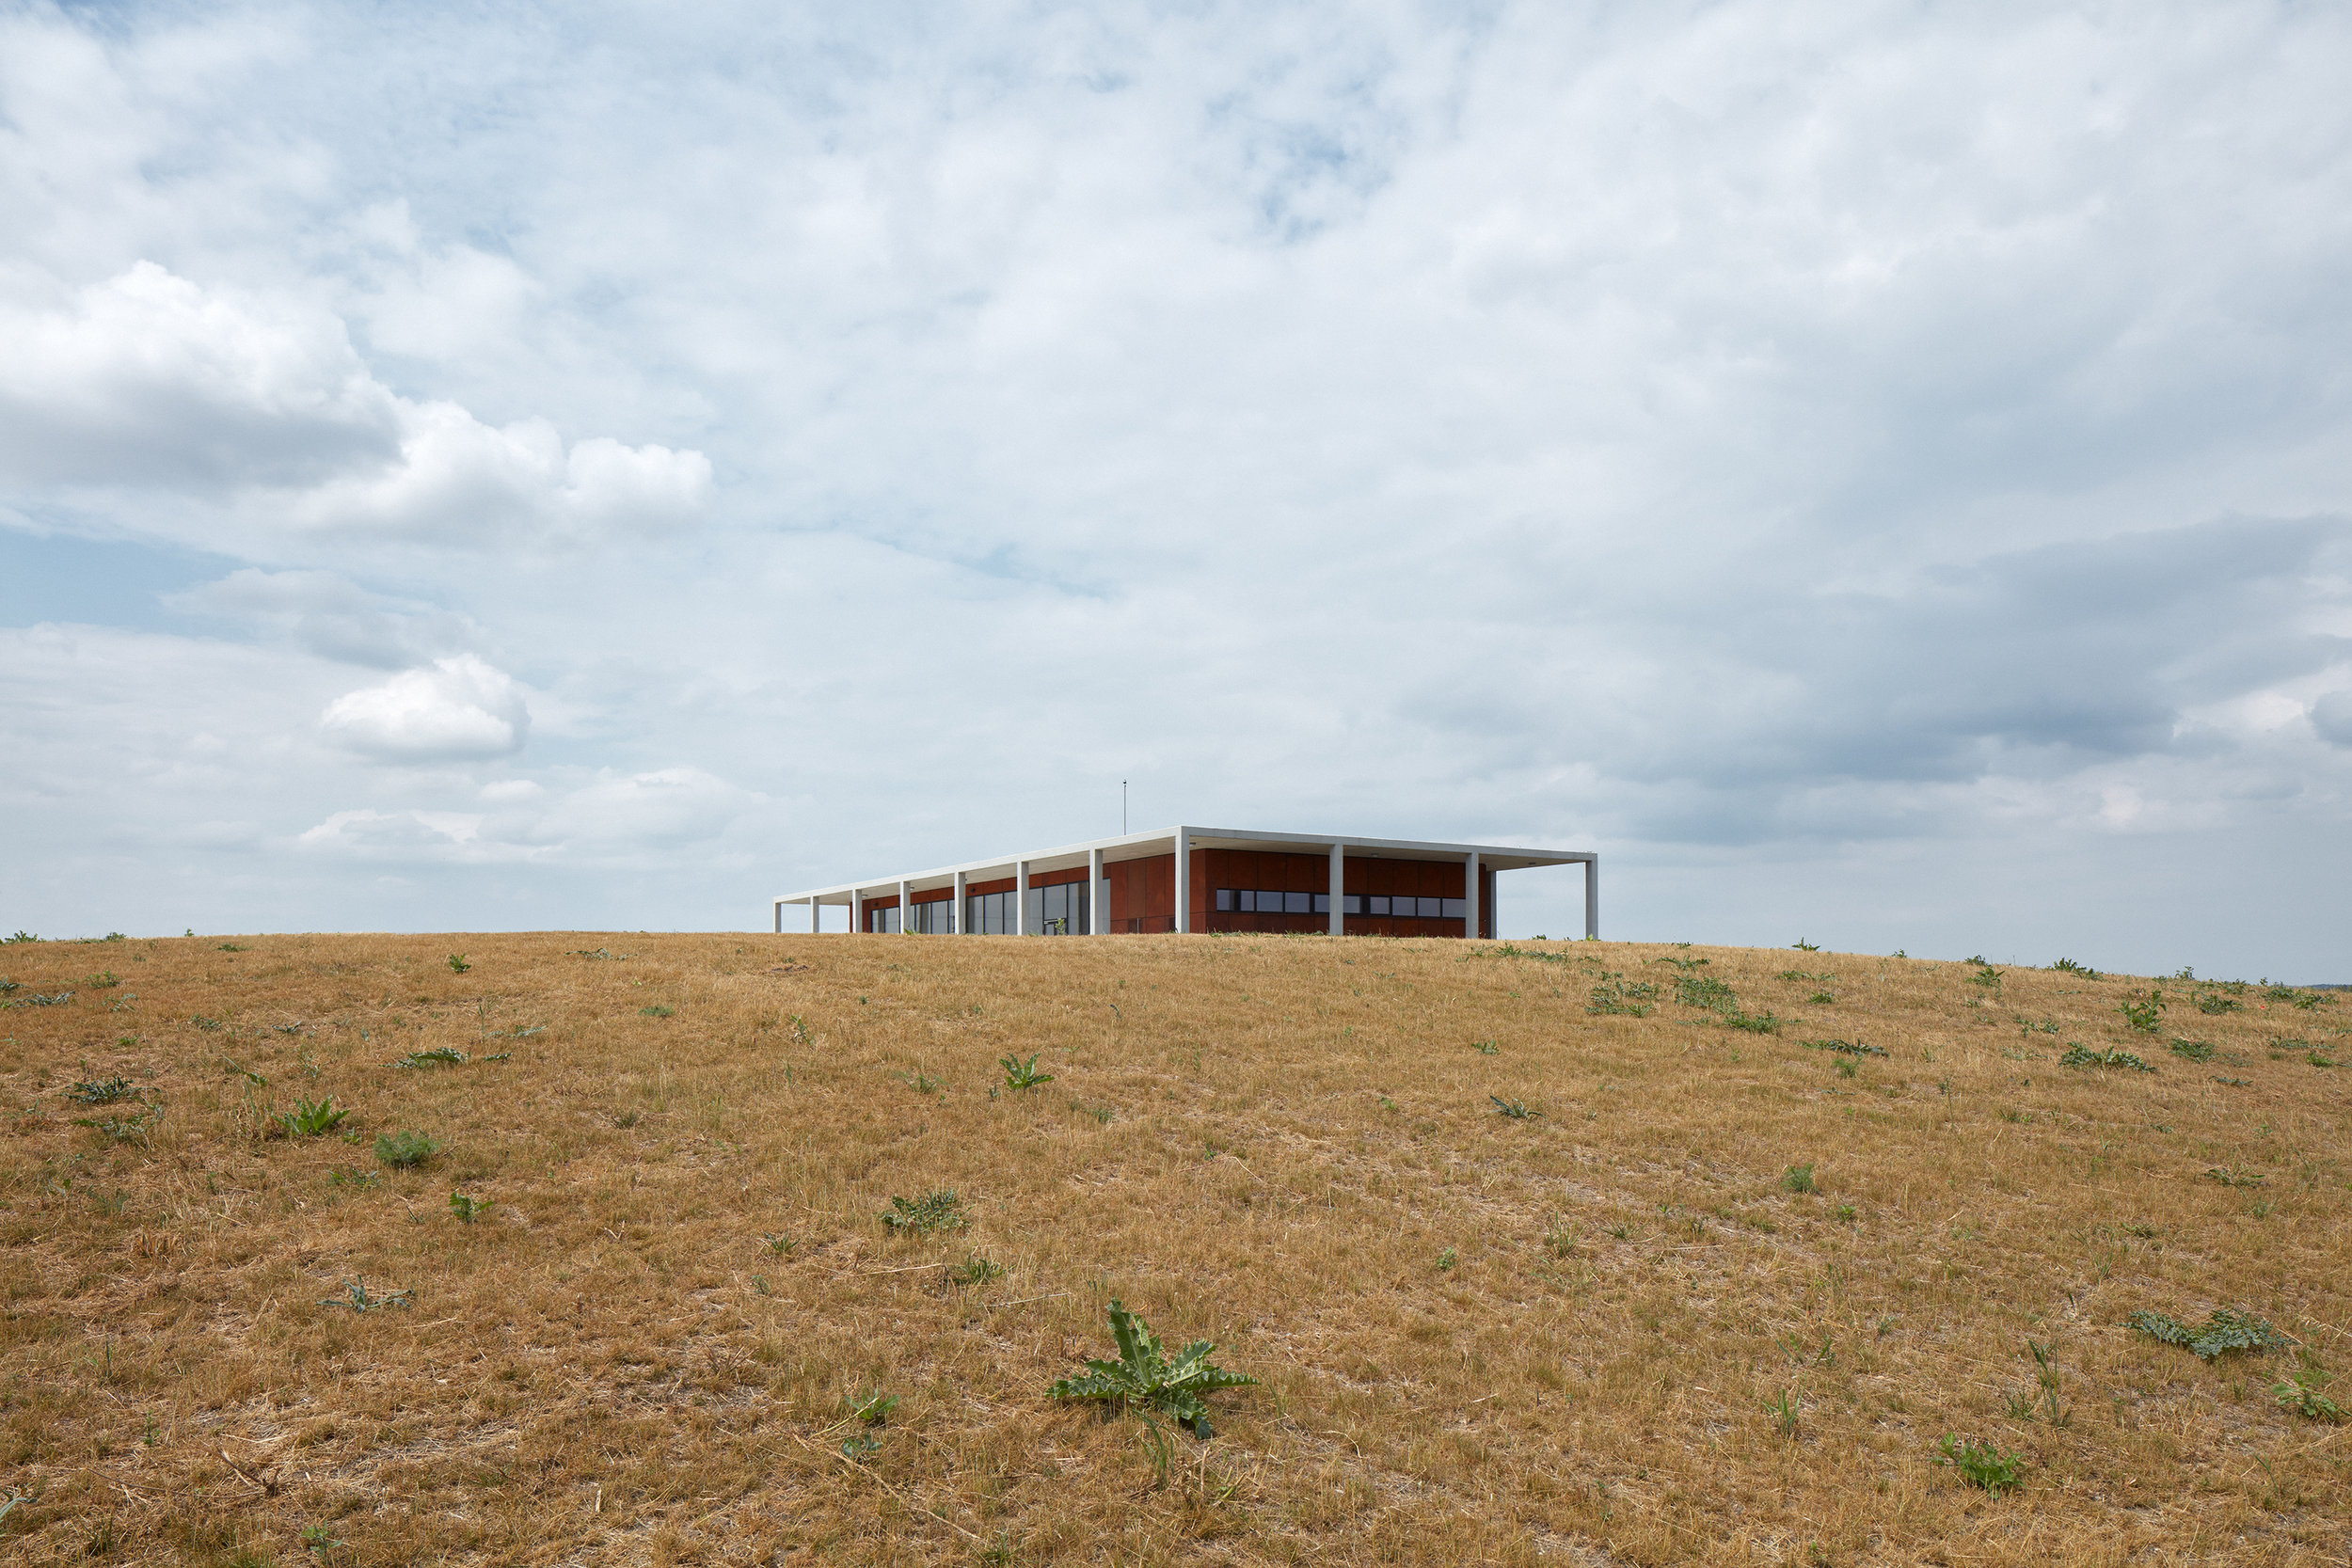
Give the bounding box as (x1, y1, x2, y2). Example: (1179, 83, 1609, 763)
(2313, 691, 2352, 748)
(167, 568, 476, 668)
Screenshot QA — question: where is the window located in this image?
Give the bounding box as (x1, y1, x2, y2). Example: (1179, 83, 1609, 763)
(1282, 891, 1310, 914)
(1216, 888, 1233, 911)
(911, 899, 953, 933)
(1343, 895, 1362, 915)
(1368, 895, 1389, 915)
(867, 905, 901, 933)
(1312, 893, 1330, 914)
(1440, 898, 1467, 919)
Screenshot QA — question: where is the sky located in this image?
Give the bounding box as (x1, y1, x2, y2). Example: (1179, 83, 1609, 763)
(2, 1, 2349, 979)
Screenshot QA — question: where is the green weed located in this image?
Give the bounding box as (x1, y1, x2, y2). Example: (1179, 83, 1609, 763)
(639, 1005, 675, 1018)
(1791, 939, 1819, 951)
(2051, 958, 2101, 978)
(2166, 1037, 2216, 1063)
(1782, 1163, 1817, 1195)
(1489, 1095, 1539, 1118)
(375, 1131, 441, 1168)
(396, 1046, 469, 1069)
(2273, 1374, 2343, 1422)
(2128, 1307, 2283, 1360)
(1932, 1433, 2026, 1495)
(1050, 1298, 1257, 1438)
(1586, 973, 1657, 1016)
(881, 1189, 969, 1234)
(1470, 1039, 1499, 1055)
(66, 1076, 138, 1105)
(1724, 1008, 1782, 1034)
(2202, 1166, 2265, 1188)
(318, 1277, 412, 1312)
(1676, 974, 1737, 1012)
(276, 1097, 352, 1137)
(1766, 1387, 1801, 1436)
(2060, 1044, 2153, 1072)
(1803, 1038, 1886, 1057)
(448, 1192, 494, 1224)
(1001, 1053, 1055, 1091)
(447, 954, 470, 974)
(949, 1255, 1005, 1288)
(2117, 990, 2164, 1033)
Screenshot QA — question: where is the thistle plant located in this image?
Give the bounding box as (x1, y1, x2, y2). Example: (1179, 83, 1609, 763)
(276, 1097, 352, 1137)
(1049, 1299, 1256, 1438)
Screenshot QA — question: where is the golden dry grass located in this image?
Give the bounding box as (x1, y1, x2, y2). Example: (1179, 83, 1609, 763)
(2, 930, 2348, 1566)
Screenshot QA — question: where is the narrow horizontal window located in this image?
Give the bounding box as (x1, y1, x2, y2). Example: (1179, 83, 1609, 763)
(1368, 895, 1389, 916)
(1343, 895, 1362, 915)
(1312, 893, 1329, 914)
(1283, 891, 1310, 914)
(1441, 898, 1467, 919)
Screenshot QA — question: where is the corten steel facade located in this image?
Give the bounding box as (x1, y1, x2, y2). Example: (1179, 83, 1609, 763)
(771, 826, 1597, 941)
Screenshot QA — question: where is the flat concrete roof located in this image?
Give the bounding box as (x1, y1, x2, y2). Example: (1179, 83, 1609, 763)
(773, 825, 1593, 906)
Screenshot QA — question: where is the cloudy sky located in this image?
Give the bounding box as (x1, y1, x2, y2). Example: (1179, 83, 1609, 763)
(4, 1, 2349, 977)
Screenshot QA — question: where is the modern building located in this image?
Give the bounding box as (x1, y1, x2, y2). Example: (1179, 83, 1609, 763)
(771, 825, 1597, 940)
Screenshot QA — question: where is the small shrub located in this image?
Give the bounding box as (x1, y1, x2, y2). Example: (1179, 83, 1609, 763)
(2051, 957, 2101, 978)
(2060, 1044, 2153, 1072)
(1807, 990, 1835, 1004)
(74, 1107, 155, 1145)
(375, 1131, 441, 1168)
(448, 1192, 494, 1224)
(397, 1047, 469, 1069)
(1791, 939, 1818, 951)
(1489, 1095, 1539, 1118)
(760, 1231, 794, 1255)
(2128, 1307, 2283, 1360)
(2192, 988, 2237, 1015)
(1932, 1433, 2026, 1495)
(84, 971, 120, 989)
(850, 1389, 898, 1426)
(276, 1097, 352, 1137)
(1000, 1053, 1055, 1091)
(2117, 990, 2164, 1032)
(1782, 1163, 1817, 1195)
(1724, 1008, 1782, 1034)
(1470, 1039, 1499, 1055)
(881, 1189, 968, 1234)
(2166, 1037, 2216, 1063)
(447, 954, 470, 974)
(1049, 1298, 1258, 1437)
(1969, 965, 2001, 990)
(639, 1005, 675, 1019)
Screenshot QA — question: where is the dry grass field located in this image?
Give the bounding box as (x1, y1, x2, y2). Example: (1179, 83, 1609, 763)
(2, 930, 2348, 1566)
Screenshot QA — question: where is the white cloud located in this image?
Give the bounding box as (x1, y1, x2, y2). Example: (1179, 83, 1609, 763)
(0, 261, 710, 544)
(320, 655, 531, 762)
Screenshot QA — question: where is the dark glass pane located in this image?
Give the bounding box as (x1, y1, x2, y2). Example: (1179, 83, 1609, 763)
(1312, 893, 1329, 913)
(1441, 898, 1467, 919)
(1343, 895, 1361, 915)
(1237, 890, 1254, 912)
(1284, 891, 1310, 914)
(1216, 888, 1232, 911)
(1369, 895, 1389, 915)
(1419, 897, 1441, 918)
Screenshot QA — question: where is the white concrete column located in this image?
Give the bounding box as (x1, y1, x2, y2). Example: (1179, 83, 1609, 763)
(1464, 851, 1480, 942)
(1015, 860, 1030, 935)
(1328, 843, 1344, 936)
(849, 887, 861, 935)
(897, 879, 910, 934)
(1584, 857, 1600, 941)
(1088, 847, 1104, 935)
(952, 870, 966, 934)
(772, 899, 783, 934)
(1174, 828, 1190, 934)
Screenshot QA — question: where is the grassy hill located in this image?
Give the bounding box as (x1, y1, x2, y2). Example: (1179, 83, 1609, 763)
(2, 931, 2347, 1565)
